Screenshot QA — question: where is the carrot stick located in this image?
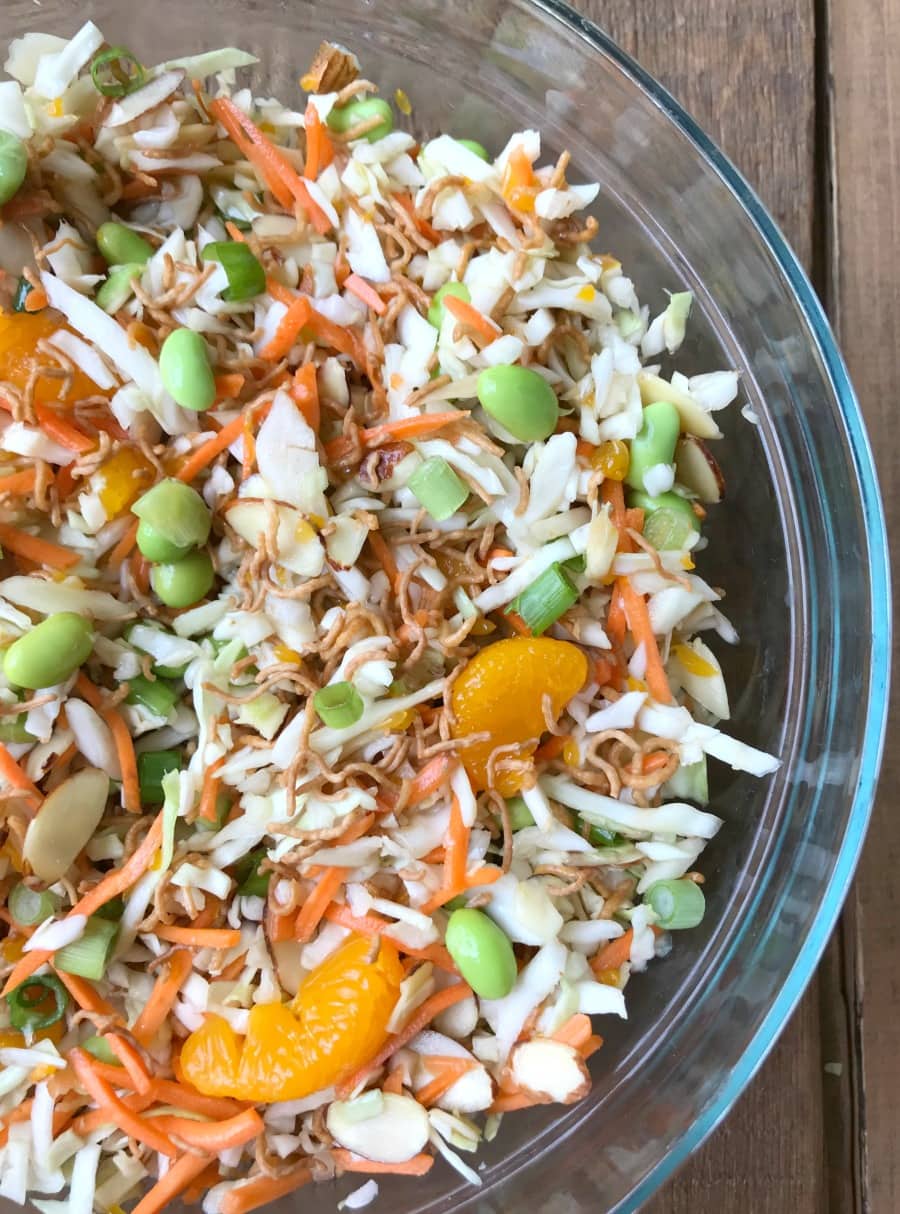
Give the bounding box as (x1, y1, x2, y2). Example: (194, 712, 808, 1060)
(153, 1108, 263, 1152)
(265, 906, 295, 945)
(534, 734, 568, 762)
(367, 528, 400, 591)
(0, 468, 37, 497)
(304, 305, 366, 366)
(0, 522, 79, 570)
(344, 273, 386, 315)
(489, 1090, 549, 1113)
(414, 1058, 476, 1107)
(0, 742, 40, 803)
(54, 971, 117, 1018)
(105, 1033, 153, 1094)
(197, 756, 225, 824)
(394, 192, 440, 244)
(176, 403, 272, 484)
(295, 867, 345, 942)
(73, 1090, 157, 1135)
(606, 585, 627, 648)
(406, 755, 452, 805)
(589, 929, 633, 976)
(359, 410, 467, 447)
(214, 372, 245, 401)
(151, 1079, 248, 1119)
(130, 1150, 214, 1214)
(303, 102, 334, 179)
(420, 794, 468, 913)
(76, 673, 140, 812)
(154, 925, 242, 949)
(107, 517, 139, 568)
(33, 404, 95, 454)
(69, 1048, 177, 1157)
(219, 1163, 313, 1214)
(290, 361, 320, 432)
(259, 295, 313, 361)
(336, 984, 473, 1097)
(331, 1151, 434, 1176)
(322, 905, 457, 973)
(132, 950, 193, 1046)
(616, 577, 672, 704)
(443, 293, 500, 345)
(551, 1013, 594, 1050)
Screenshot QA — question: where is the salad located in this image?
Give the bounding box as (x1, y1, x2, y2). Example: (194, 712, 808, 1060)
(0, 23, 780, 1214)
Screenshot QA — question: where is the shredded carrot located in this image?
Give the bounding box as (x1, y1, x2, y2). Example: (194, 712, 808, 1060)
(575, 439, 596, 460)
(443, 292, 500, 345)
(0, 468, 37, 497)
(505, 609, 531, 636)
(359, 409, 467, 447)
(551, 1013, 594, 1050)
(394, 192, 440, 244)
(322, 904, 457, 973)
(502, 145, 539, 212)
(177, 402, 272, 483)
(23, 286, 48, 313)
(464, 864, 502, 889)
(593, 654, 620, 688)
(367, 528, 400, 592)
(489, 1090, 549, 1113)
(153, 1108, 263, 1152)
(581, 1034, 604, 1061)
(0, 522, 80, 570)
(295, 867, 345, 942)
(150, 1079, 248, 1120)
(534, 733, 568, 762)
(643, 750, 671, 774)
(304, 303, 366, 365)
(420, 794, 468, 912)
(590, 929, 633, 976)
(336, 983, 473, 1097)
(154, 925, 242, 949)
(259, 295, 313, 361)
(382, 1067, 405, 1094)
(132, 950, 193, 1046)
(209, 97, 331, 234)
(303, 101, 334, 179)
(118, 177, 160, 201)
(290, 361, 320, 432)
(406, 754, 453, 805)
(606, 584, 627, 648)
(197, 755, 225, 823)
(414, 1057, 476, 1107)
(76, 674, 140, 812)
(0, 742, 41, 804)
(344, 273, 386, 314)
(54, 970, 116, 1018)
(486, 546, 514, 563)
(616, 577, 672, 703)
(265, 905, 296, 944)
(69, 1048, 177, 1157)
(331, 1151, 434, 1176)
(130, 1150, 214, 1214)
(105, 1033, 153, 1094)
(33, 404, 95, 454)
(214, 372, 245, 402)
(107, 517, 139, 568)
(219, 1163, 313, 1214)
(265, 275, 297, 307)
(624, 506, 644, 534)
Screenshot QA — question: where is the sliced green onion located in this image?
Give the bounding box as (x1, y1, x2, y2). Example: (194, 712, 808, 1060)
(12, 276, 41, 314)
(561, 553, 587, 575)
(95, 263, 143, 315)
(0, 714, 34, 744)
(81, 1034, 119, 1064)
(313, 681, 364, 729)
(94, 895, 125, 923)
(508, 562, 578, 635)
(137, 749, 181, 805)
(505, 796, 535, 832)
(6, 974, 68, 1031)
(408, 456, 468, 521)
(126, 675, 177, 719)
(201, 242, 266, 302)
(233, 849, 270, 897)
(90, 46, 145, 98)
(55, 916, 118, 980)
(582, 819, 625, 848)
(9, 883, 60, 927)
(642, 507, 695, 551)
(646, 879, 706, 930)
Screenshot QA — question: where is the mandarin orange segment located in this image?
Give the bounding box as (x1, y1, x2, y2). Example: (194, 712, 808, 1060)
(179, 936, 403, 1101)
(450, 637, 589, 794)
(0, 311, 106, 403)
(94, 446, 155, 517)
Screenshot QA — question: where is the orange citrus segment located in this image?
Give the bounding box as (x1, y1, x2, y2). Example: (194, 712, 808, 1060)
(94, 446, 155, 517)
(0, 311, 107, 403)
(450, 637, 589, 794)
(180, 936, 403, 1101)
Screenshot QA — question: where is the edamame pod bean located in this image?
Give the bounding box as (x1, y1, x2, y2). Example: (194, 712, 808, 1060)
(159, 329, 216, 412)
(150, 549, 215, 609)
(477, 365, 559, 442)
(457, 138, 490, 161)
(0, 131, 28, 208)
(427, 281, 470, 329)
(132, 479, 211, 559)
(625, 401, 681, 493)
(95, 263, 143, 314)
(628, 489, 699, 550)
(3, 612, 94, 689)
(96, 222, 153, 267)
(445, 907, 517, 999)
(326, 97, 393, 142)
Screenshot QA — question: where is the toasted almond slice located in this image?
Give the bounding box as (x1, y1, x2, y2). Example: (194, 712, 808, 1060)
(23, 767, 109, 883)
(675, 435, 725, 502)
(509, 1039, 591, 1105)
(225, 499, 325, 577)
(327, 1093, 430, 1164)
(638, 371, 722, 440)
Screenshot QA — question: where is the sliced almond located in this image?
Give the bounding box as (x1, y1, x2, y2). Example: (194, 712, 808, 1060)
(638, 371, 722, 440)
(105, 69, 185, 127)
(23, 767, 109, 883)
(509, 1039, 591, 1105)
(225, 499, 325, 577)
(327, 1092, 429, 1164)
(675, 436, 725, 503)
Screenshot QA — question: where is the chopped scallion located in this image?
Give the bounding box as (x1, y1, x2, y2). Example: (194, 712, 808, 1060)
(90, 46, 145, 98)
(646, 878, 706, 930)
(12, 276, 40, 314)
(81, 1034, 119, 1064)
(408, 456, 469, 522)
(233, 849, 270, 897)
(6, 974, 67, 1031)
(201, 242, 266, 302)
(313, 681, 364, 729)
(137, 749, 181, 805)
(126, 675, 177, 719)
(54, 916, 118, 980)
(507, 561, 578, 635)
(505, 796, 535, 832)
(9, 883, 59, 927)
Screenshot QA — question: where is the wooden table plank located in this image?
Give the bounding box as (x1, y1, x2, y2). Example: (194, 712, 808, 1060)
(568, 3, 828, 1209)
(828, 0, 900, 1209)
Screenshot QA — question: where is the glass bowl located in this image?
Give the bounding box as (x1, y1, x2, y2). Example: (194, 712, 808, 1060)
(2, 1, 890, 1211)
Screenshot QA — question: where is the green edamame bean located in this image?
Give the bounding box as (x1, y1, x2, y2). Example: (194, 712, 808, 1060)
(3, 612, 93, 689)
(477, 365, 559, 442)
(427, 281, 470, 329)
(505, 796, 535, 832)
(457, 138, 490, 161)
(96, 222, 153, 267)
(132, 479, 211, 561)
(445, 907, 517, 999)
(0, 131, 28, 208)
(95, 263, 143, 314)
(628, 489, 699, 550)
(150, 549, 215, 609)
(625, 401, 681, 493)
(326, 97, 393, 142)
(159, 329, 216, 412)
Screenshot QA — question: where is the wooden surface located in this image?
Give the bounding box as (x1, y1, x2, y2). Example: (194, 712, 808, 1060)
(568, 0, 899, 1210)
